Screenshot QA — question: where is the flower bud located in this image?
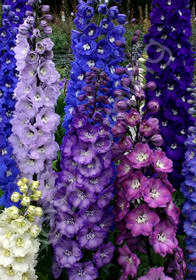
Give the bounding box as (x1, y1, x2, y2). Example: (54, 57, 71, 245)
(131, 35, 139, 44)
(147, 100, 159, 113)
(19, 184, 28, 193)
(27, 206, 36, 216)
(134, 30, 142, 36)
(114, 89, 127, 97)
(115, 68, 126, 75)
(78, 94, 86, 101)
(40, 20, 48, 28)
(145, 81, 157, 91)
(21, 196, 31, 206)
(29, 225, 41, 238)
(41, 5, 50, 13)
(115, 100, 129, 112)
(35, 207, 43, 217)
(27, 215, 36, 222)
(43, 26, 52, 35)
(31, 180, 40, 190)
(21, 177, 29, 184)
(31, 190, 42, 201)
(150, 134, 163, 146)
(44, 14, 53, 21)
(121, 77, 131, 88)
(19, 23, 31, 35)
(11, 192, 21, 202)
(6, 206, 19, 219)
(115, 40, 126, 48)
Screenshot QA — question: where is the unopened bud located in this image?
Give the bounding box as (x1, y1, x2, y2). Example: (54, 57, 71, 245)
(145, 82, 157, 91)
(121, 77, 131, 88)
(11, 192, 21, 203)
(35, 207, 43, 217)
(31, 190, 42, 201)
(115, 68, 126, 75)
(134, 30, 142, 36)
(19, 184, 28, 193)
(147, 100, 159, 113)
(31, 180, 40, 191)
(150, 134, 163, 146)
(115, 40, 126, 48)
(41, 5, 50, 13)
(21, 177, 29, 184)
(116, 100, 129, 112)
(6, 206, 19, 220)
(21, 196, 30, 207)
(131, 35, 139, 44)
(43, 26, 52, 35)
(27, 206, 36, 216)
(78, 94, 86, 101)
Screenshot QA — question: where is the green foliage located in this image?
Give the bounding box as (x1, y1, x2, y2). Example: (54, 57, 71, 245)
(50, 22, 70, 53)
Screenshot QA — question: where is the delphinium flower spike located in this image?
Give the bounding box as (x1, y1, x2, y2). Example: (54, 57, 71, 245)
(10, 0, 60, 204)
(0, 0, 31, 207)
(51, 68, 115, 279)
(144, 0, 194, 190)
(112, 55, 186, 279)
(0, 177, 42, 279)
(63, 0, 127, 132)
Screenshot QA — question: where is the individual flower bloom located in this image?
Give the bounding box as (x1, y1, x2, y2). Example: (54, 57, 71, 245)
(56, 211, 83, 238)
(138, 267, 173, 280)
(72, 114, 88, 129)
(123, 171, 149, 201)
(14, 37, 29, 62)
(113, 190, 130, 222)
(112, 121, 128, 138)
(37, 60, 60, 84)
(73, 141, 96, 165)
(2, 53, 16, 71)
(68, 187, 97, 210)
(93, 242, 115, 268)
(21, 62, 38, 84)
(118, 136, 133, 153)
(83, 166, 113, 193)
(14, 98, 36, 119)
(152, 150, 173, 173)
(25, 51, 39, 64)
(14, 81, 32, 100)
(9, 134, 27, 160)
(17, 124, 38, 146)
(125, 204, 160, 237)
(77, 224, 106, 250)
(28, 86, 45, 108)
(95, 135, 111, 154)
(53, 239, 82, 268)
(42, 37, 54, 51)
(126, 143, 153, 169)
(117, 14, 127, 24)
(77, 125, 98, 143)
(124, 109, 141, 127)
(44, 85, 59, 106)
(183, 220, 196, 238)
(35, 41, 45, 54)
(107, 26, 126, 48)
(67, 261, 98, 280)
(116, 157, 132, 182)
(10, 216, 31, 235)
(36, 107, 60, 133)
(76, 35, 97, 55)
(60, 134, 77, 158)
(97, 185, 114, 208)
(0, 27, 10, 42)
(149, 220, 178, 257)
(143, 178, 172, 208)
(84, 23, 99, 40)
(80, 204, 103, 224)
(79, 156, 102, 177)
(82, 5, 94, 20)
(139, 119, 156, 137)
(18, 155, 44, 175)
(96, 40, 112, 60)
(99, 18, 114, 34)
(30, 141, 59, 160)
(98, 4, 108, 14)
(118, 244, 140, 279)
(73, 15, 87, 31)
(165, 201, 180, 225)
(52, 186, 72, 213)
(108, 6, 119, 19)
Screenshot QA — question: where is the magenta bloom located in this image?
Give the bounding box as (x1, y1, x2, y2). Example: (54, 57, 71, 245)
(138, 267, 173, 280)
(124, 109, 141, 127)
(125, 204, 160, 237)
(123, 171, 149, 201)
(118, 244, 140, 279)
(152, 150, 173, 173)
(149, 220, 178, 257)
(143, 178, 172, 208)
(126, 143, 153, 169)
(116, 157, 132, 182)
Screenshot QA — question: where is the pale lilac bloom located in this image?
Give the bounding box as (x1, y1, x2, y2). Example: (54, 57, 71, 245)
(67, 262, 98, 280)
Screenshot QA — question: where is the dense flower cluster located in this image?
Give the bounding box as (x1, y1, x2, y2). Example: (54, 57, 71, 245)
(144, 0, 194, 189)
(10, 1, 60, 203)
(0, 177, 42, 280)
(112, 62, 185, 279)
(0, 0, 30, 207)
(63, 0, 127, 132)
(181, 123, 196, 279)
(51, 68, 115, 279)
